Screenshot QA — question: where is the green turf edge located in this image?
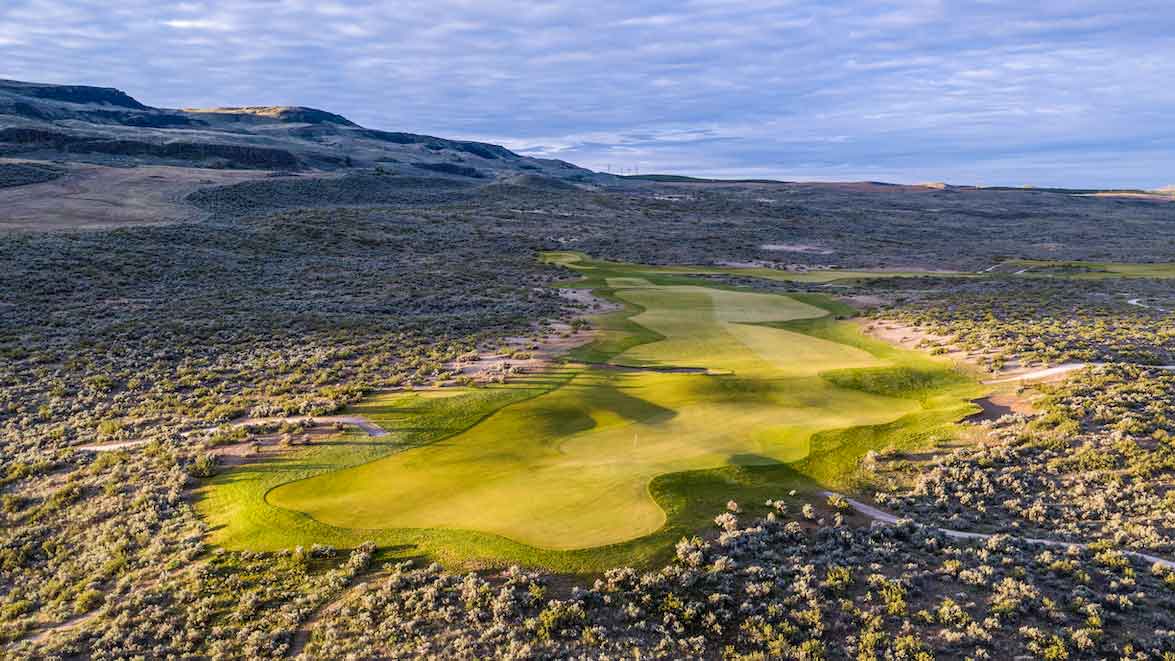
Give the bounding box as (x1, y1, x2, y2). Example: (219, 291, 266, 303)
(196, 254, 986, 573)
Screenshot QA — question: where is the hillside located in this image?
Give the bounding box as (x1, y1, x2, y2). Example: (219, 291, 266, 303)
(5, 75, 1175, 660)
(0, 79, 594, 178)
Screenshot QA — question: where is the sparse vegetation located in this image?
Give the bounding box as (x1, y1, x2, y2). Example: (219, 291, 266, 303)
(5, 78, 1175, 658)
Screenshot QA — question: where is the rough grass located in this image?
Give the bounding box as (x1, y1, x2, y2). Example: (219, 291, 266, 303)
(198, 254, 984, 570)
(543, 250, 973, 284)
(1010, 259, 1175, 279)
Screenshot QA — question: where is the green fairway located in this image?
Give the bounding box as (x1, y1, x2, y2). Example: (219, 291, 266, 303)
(1006, 259, 1175, 279)
(268, 285, 918, 548)
(198, 253, 983, 568)
(545, 250, 971, 284)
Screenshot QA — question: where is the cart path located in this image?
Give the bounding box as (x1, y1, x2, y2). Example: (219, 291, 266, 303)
(822, 491, 1175, 569)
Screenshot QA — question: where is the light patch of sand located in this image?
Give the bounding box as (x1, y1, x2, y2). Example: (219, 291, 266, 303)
(861, 320, 977, 367)
(448, 324, 596, 385)
(75, 439, 150, 452)
(984, 363, 1092, 384)
(759, 243, 835, 255)
(864, 318, 1086, 384)
(558, 287, 620, 312)
(716, 260, 775, 268)
(203, 416, 384, 466)
(20, 611, 100, 645)
(441, 288, 616, 385)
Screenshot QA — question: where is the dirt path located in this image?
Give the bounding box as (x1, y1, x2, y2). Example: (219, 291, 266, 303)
(982, 362, 1093, 384)
(75, 439, 151, 452)
(17, 611, 100, 646)
(865, 319, 1174, 386)
(75, 414, 389, 454)
(822, 491, 1175, 569)
(289, 572, 383, 659)
(983, 362, 1175, 384)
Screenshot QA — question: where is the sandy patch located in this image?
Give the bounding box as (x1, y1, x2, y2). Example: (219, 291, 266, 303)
(822, 489, 1175, 569)
(231, 415, 388, 437)
(983, 363, 1092, 385)
(203, 417, 376, 466)
(75, 439, 150, 452)
(75, 415, 390, 462)
(716, 260, 773, 269)
(20, 610, 100, 645)
(864, 319, 1087, 384)
(715, 259, 844, 272)
(558, 287, 620, 312)
(446, 323, 596, 385)
(861, 320, 979, 368)
(441, 288, 617, 385)
(862, 318, 1094, 420)
(759, 243, 835, 255)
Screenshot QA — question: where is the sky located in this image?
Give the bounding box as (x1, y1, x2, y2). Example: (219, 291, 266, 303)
(1, 1, 1173, 188)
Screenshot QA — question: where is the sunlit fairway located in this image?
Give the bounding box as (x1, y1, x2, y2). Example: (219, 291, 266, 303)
(1005, 259, 1175, 279)
(268, 285, 918, 548)
(543, 250, 973, 283)
(198, 254, 983, 569)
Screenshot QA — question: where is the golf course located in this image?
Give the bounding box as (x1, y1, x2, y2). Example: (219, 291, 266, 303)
(198, 253, 983, 569)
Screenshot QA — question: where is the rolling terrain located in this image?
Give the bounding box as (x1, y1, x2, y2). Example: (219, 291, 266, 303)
(4, 79, 1175, 659)
(202, 258, 979, 566)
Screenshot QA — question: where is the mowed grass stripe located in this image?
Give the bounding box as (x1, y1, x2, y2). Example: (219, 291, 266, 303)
(198, 254, 984, 569)
(266, 285, 927, 549)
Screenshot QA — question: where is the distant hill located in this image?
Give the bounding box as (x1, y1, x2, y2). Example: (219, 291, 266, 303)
(184, 105, 358, 126)
(623, 174, 789, 184)
(0, 79, 600, 180)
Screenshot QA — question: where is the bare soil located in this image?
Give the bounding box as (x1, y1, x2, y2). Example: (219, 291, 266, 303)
(440, 288, 616, 385)
(861, 319, 978, 367)
(448, 323, 596, 385)
(759, 243, 835, 254)
(861, 318, 1052, 418)
(967, 392, 1033, 422)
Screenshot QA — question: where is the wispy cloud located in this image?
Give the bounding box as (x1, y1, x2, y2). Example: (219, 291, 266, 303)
(0, 0, 1172, 187)
(162, 18, 235, 31)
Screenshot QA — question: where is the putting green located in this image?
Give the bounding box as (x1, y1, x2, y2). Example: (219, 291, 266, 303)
(267, 284, 922, 549)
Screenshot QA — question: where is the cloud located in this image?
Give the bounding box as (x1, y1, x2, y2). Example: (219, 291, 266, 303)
(0, 0, 1172, 187)
(162, 18, 235, 31)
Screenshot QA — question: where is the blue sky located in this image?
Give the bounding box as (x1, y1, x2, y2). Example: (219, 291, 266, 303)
(2, 1, 1173, 187)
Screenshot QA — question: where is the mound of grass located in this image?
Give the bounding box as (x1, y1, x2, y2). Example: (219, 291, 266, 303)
(820, 365, 971, 402)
